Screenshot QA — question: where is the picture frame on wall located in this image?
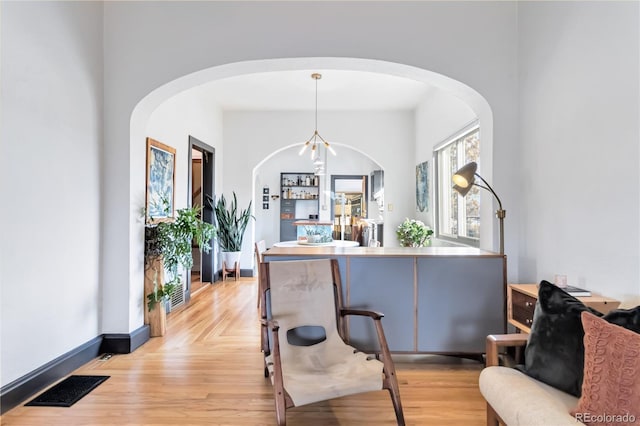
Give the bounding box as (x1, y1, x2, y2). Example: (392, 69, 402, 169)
(416, 161, 429, 212)
(145, 137, 176, 223)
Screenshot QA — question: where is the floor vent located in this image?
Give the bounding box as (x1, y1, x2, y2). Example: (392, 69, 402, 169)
(170, 286, 185, 309)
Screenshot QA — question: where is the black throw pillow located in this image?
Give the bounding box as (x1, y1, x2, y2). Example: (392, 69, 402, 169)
(603, 305, 640, 333)
(523, 280, 602, 397)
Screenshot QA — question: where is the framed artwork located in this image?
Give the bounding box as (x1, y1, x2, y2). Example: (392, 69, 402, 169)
(416, 161, 429, 212)
(263, 203, 269, 210)
(262, 195, 269, 202)
(146, 138, 176, 223)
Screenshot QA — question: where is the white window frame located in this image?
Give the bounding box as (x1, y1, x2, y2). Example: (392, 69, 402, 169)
(434, 123, 480, 247)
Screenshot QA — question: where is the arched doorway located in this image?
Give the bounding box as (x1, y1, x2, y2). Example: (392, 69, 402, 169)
(130, 57, 494, 317)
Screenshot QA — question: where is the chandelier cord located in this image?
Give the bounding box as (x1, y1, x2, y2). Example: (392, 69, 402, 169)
(315, 75, 318, 134)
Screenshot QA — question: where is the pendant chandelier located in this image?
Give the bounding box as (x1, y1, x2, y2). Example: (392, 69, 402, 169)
(298, 73, 336, 175)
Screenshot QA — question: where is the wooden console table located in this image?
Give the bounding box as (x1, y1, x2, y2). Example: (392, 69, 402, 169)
(508, 283, 621, 333)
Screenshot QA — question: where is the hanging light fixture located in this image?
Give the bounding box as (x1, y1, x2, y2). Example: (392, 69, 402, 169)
(298, 73, 337, 171)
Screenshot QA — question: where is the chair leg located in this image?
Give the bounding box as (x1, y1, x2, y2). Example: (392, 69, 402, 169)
(486, 402, 499, 426)
(388, 387, 405, 426)
(256, 279, 261, 309)
(274, 389, 287, 426)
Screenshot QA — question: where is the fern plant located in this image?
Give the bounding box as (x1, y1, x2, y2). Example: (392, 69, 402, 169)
(207, 192, 254, 252)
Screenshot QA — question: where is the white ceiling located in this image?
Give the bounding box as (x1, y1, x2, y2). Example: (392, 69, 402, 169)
(197, 69, 431, 111)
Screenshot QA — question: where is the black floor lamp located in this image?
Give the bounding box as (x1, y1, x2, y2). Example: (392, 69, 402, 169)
(452, 162, 506, 255)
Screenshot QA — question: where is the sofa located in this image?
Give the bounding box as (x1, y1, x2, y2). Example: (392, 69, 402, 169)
(479, 334, 583, 426)
(478, 281, 640, 426)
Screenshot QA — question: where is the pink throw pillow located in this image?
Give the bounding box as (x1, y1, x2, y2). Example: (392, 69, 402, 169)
(571, 312, 640, 426)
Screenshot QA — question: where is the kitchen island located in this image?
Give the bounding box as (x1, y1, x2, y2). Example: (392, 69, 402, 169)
(264, 245, 506, 354)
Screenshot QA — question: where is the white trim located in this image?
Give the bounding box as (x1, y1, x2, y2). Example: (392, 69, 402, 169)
(433, 119, 480, 152)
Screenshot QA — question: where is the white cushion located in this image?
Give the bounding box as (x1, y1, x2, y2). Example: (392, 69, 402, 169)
(479, 366, 583, 426)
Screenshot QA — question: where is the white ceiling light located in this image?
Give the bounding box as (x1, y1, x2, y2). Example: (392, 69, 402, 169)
(298, 73, 337, 169)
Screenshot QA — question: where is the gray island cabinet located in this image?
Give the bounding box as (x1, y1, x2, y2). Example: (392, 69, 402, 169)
(263, 246, 506, 354)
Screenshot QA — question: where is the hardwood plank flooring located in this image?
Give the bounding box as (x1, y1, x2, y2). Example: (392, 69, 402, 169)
(189, 271, 208, 295)
(1, 278, 486, 425)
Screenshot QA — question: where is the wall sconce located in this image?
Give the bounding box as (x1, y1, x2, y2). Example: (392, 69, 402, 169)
(452, 161, 506, 255)
(271, 195, 280, 201)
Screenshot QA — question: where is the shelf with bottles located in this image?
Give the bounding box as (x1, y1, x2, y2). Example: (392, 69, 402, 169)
(281, 172, 320, 200)
(281, 187, 319, 200)
(281, 173, 319, 188)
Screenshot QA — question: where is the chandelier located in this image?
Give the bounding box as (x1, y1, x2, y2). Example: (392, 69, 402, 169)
(298, 73, 336, 175)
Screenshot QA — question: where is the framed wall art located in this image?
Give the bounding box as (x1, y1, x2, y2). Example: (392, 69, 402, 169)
(146, 137, 176, 222)
(416, 160, 429, 212)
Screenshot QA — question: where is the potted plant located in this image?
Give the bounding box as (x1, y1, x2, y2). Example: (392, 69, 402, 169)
(396, 218, 434, 247)
(207, 192, 254, 272)
(144, 202, 216, 336)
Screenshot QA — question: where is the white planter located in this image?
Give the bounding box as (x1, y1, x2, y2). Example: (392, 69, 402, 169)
(221, 251, 241, 268)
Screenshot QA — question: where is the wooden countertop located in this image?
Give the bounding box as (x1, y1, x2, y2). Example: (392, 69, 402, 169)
(265, 245, 503, 258)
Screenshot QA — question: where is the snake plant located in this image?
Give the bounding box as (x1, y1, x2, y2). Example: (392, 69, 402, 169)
(207, 192, 254, 252)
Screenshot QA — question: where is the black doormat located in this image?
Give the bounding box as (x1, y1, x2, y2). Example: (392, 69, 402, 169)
(25, 375, 110, 407)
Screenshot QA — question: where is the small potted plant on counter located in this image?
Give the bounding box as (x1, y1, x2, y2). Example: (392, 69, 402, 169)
(396, 218, 433, 247)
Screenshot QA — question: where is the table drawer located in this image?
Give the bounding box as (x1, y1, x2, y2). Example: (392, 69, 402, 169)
(511, 291, 536, 327)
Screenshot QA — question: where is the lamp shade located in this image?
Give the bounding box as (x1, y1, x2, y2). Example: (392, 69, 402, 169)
(452, 184, 472, 197)
(452, 161, 478, 189)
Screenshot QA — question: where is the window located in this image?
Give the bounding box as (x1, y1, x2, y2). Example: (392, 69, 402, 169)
(435, 126, 480, 246)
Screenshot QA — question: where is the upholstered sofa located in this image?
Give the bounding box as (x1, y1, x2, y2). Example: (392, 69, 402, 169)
(479, 334, 584, 426)
(479, 281, 640, 426)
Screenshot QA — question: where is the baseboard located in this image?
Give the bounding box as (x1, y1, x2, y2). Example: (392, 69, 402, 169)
(216, 268, 253, 279)
(101, 325, 150, 354)
(0, 336, 102, 414)
(1, 326, 150, 414)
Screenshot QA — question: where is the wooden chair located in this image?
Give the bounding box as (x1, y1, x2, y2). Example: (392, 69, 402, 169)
(259, 259, 405, 425)
(254, 240, 266, 309)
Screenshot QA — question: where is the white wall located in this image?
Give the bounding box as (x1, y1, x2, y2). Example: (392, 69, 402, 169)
(0, 1, 103, 386)
(225, 110, 414, 268)
(146, 90, 224, 208)
(518, 1, 640, 302)
(415, 86, 478, 229)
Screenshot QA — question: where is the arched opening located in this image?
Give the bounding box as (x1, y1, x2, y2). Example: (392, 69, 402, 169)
(132, 57, 493, 311)
(252, 142, 383, 257)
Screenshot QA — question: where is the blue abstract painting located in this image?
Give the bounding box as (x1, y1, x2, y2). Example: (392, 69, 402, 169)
(416, 161, 429, 212)
(146, 138, 176, 221)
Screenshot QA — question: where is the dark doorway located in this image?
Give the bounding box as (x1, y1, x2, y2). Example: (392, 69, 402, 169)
(330, 175, 368, 243)
(187, 136, 216, 302)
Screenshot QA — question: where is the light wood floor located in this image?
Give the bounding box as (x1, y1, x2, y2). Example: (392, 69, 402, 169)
(2, 278, 486, 425)
(190, 271, 208, 295)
